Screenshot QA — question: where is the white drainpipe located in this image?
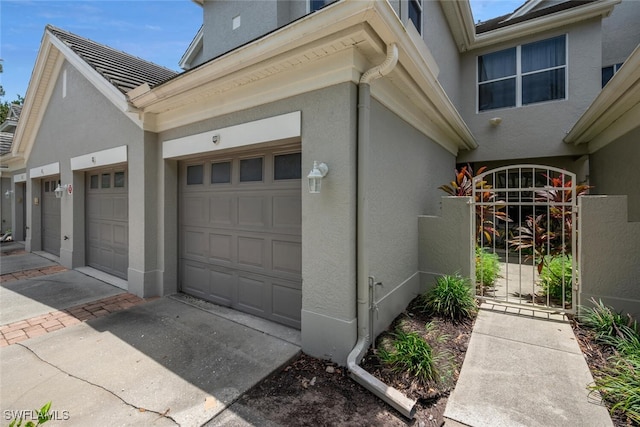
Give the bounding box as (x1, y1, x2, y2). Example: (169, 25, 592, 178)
(346, 43, 417, 419)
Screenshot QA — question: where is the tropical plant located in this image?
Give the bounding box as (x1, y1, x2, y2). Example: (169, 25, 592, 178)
(439, 164, 510, 244)
(580, 298, 638, 342)
(510, 173, 591, 273)
(418, 274, 477, 322)
(590, 352, 640, 425)
(475, 247, 500, 288)
(539, 254, 573, 303)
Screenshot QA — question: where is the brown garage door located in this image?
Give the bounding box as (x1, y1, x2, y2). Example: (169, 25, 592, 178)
(179, 147, 302, 328)
(42, 177, 61, 256)
(86, 169, 128, 279)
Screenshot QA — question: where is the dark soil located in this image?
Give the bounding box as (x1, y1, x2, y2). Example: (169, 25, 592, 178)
(571, 320, 637, 427)
(238, 297, 474, 426)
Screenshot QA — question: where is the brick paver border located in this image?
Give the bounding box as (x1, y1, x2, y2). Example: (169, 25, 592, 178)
(0, 265, 68, 283)
(0, 293, 155, 347)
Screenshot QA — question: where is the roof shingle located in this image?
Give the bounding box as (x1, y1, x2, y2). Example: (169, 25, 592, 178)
(47, 25, 178, 95)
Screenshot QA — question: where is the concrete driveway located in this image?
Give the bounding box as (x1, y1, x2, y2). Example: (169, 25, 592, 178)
(1, 251, 301, 426)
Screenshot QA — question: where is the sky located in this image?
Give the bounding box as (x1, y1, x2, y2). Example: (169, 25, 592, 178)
(0, 0, 525, 104)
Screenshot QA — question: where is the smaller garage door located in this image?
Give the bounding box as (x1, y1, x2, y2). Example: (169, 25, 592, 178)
(42, 177, 61, 256)
(180, 147, 302, 328)
(86, 169, 128, 279)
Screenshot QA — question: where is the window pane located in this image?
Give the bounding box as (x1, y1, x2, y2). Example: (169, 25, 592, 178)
(102, 173, 111, 188)
(274, 153, 302, 180)
(187, 165, 204, 185)
(211, 162, 231, 184)
(90, 175, 99, 189)
(310, 0, 335, 12)
(479, 78, 516, 111)
(602, 66, 614, 87)
(409, 0, 422, 32)
(478, 48, 516, 82)
(521, 35, 565, 73)
(114, 172, 125, 188)
(44, 181, 50, 192)
(522, 69, 565, 105)
(240, 158, 263, 182)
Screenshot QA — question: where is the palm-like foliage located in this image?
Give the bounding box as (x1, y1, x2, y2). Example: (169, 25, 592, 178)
(439, 165, 510, 244)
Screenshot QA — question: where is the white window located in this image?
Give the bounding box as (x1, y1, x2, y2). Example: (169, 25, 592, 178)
(408, 0, 423, 34)
(478, 35, 567, 112)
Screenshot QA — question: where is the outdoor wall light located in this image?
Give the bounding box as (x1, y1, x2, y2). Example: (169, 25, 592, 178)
(54, 184, 69, 199)
(489, 117, 503, 126)
(4, 190, 13, 199)
(307, 161, 329, 194)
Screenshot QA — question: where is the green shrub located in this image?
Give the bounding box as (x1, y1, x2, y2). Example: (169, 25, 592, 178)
(9, 402, 52, 427)
(540, 255, 573, 303)
(475, 247, 500, 288)
(580, 298, 636, 342)
(378, 330, 440, 383)
(419, 274, 477, 322)
(590, 351, 640, 424)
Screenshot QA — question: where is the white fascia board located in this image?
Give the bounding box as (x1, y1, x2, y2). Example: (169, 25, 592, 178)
(471, 0, 620, 51)
(30, 162, 60, 178)
(46, 31, 142, 129)
(179, 27, 203, 71)
(14, 173, 27, 183)
(163, 111, 301, 159)
(565, 44, 640, 146)
(70, 145, 128, 171)
(507, 0, 544, 21)
(13, 39, 64, 162)
(587, 102, 640, 153)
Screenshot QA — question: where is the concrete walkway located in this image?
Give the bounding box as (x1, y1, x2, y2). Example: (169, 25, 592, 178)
(0, 248, 301, 426)
(444, 303, 613, 427)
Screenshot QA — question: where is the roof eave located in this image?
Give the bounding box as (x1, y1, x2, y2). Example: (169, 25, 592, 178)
(564, 44, 640, 151)
(131, 0, 476, 152)
(179, 26, 204, 70)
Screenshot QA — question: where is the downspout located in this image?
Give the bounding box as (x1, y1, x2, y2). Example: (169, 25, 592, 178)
(346, 43, 417, 419)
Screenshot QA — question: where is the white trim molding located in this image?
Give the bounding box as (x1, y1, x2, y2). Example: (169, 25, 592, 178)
(30, 162, 60, 178)
(163, 112, 301, 159)
(70, 145, 128, 171)
(13, 173, 27, 183)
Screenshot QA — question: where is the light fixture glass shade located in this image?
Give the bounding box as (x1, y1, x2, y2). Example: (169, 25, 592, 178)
(307, 161, 328, 194)
(54, 184, 65, 199)
(4, 190, 12, 199)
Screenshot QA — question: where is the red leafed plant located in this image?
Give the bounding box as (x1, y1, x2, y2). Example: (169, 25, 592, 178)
(439, 165, 510, 244)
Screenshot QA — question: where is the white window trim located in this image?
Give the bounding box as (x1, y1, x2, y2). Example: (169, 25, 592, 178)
(476, 34, 569, 113)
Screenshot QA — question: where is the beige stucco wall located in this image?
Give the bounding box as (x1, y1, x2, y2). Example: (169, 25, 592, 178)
(579, 195, 640, 322)
(458, 19, 602, 163)
(589, 126, 640, 222)
(367, 98, 455, 339)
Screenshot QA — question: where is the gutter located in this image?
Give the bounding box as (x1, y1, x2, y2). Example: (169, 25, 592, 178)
(346, 43, 417, 419)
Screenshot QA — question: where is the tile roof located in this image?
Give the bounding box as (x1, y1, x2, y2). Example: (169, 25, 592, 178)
(8, 104, 22, 120)
(47, 25, 178, 95)
(0, 132, 13, 156)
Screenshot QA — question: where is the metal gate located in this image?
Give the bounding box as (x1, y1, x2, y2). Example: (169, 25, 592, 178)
(472, 165, 580, 314)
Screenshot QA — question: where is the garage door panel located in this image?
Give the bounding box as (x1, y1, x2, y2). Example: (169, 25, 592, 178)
(272, 240, 302, 275)
(238, 196, 267, 228)
(182, 261, 208, 297)
(209, 233, 233, 263)
(273, 195, 301, 231)
(272, 281, 302, 328)
(113, 197, 128, 220)
(237, 236, 265, 268)
(209, 268, 234, 304)
(86, 169, 128, 279)
(183, 196, 208, 226)
(237, 274, 267, 313)
(184, 229, 207, 259)
(180, 148, 301, 328)
(210, 195, 235, 226)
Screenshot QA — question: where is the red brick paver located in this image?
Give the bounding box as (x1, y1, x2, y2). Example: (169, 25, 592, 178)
(0, 293, 155, 347)
(0, 265, 68, 283)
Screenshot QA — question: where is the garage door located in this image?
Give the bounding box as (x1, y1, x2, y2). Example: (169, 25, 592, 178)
(41, 177, 61, 256)
(179, 148, 302, 328)
(86, 169, 128, 279)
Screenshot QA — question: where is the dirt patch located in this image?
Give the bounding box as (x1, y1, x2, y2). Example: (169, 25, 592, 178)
(238, 298, 474, 426)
